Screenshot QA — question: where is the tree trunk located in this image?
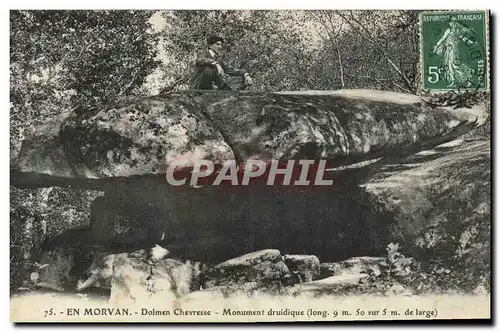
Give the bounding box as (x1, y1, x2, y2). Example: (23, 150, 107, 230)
(336, 45, 345, 89)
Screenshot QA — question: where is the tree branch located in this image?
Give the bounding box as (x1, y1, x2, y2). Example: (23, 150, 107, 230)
(159, 76, 187, 94)
(336, 46, 345, 88)
(335, 11, 415, 93)
(311, 11, 346, 89)
(117, 67, 143, 97)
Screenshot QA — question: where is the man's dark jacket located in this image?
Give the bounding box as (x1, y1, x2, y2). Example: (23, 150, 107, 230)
(190, 50, 246, 90)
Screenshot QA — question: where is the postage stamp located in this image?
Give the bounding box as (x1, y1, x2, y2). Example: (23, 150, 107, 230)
(420, 10, 490, 92)
(10, 9, 491, 323)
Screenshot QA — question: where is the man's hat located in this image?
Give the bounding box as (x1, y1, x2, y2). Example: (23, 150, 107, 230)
(207, 35, 224, 46)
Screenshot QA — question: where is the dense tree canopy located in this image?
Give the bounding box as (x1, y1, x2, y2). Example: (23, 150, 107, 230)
(10, 10, 160, 153)
(158, 10, 421, 93)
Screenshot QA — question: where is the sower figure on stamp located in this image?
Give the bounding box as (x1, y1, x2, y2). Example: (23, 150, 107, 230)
(432, 20, 476, 88)
(190, 35, 253, 90)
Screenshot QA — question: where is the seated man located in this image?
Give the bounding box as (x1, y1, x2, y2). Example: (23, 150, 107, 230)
(190, 35, 252, 90)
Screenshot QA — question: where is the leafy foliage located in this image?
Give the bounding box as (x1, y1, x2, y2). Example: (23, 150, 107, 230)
(370, 240, 489, 295)
(310, 241, 489, 297)
(159, 10, 424, 93)
(307, 10, 422, 93)
(10, 10, 160, 156)
(159, 10, 318, 92)
(10, 187, 102, 292)
(10, 10, 159, 291)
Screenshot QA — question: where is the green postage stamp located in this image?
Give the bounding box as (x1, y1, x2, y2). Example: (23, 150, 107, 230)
(420, 10, 489, 92)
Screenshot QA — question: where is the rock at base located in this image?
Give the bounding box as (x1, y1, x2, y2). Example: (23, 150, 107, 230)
(320, 256, 385, 279)
(36, 248, 75, 291)
(77, 247, 197, 304)
(201, 249, 289, 289)
(283, 254, 320, 282)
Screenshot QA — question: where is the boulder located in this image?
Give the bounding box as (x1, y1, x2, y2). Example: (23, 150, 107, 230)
(35, 248, 75, 292)
(201, 249, 289, 289)
(319, 256, 386, 279)
(283, 254, 320, 282)
(77, 246, 196, 305)
(16, 111, 74, 179)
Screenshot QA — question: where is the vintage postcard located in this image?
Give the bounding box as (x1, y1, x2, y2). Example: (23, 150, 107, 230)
(10, 9, 491, 322)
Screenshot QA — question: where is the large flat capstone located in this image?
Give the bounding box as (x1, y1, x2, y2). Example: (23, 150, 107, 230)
(11, 89, 485, 188)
